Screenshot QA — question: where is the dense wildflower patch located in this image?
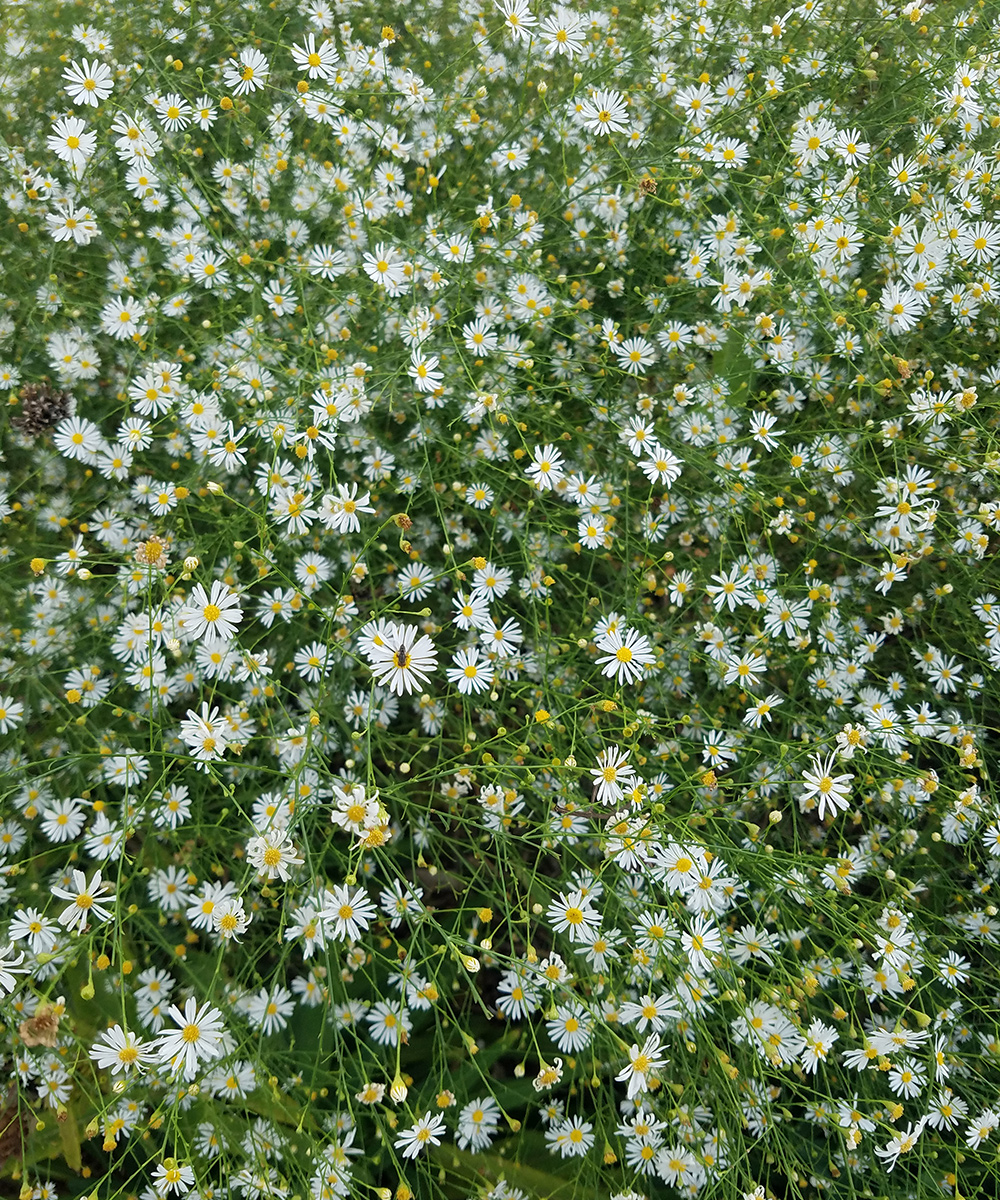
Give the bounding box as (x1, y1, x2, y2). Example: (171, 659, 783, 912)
(1, 1, 1000, 1199)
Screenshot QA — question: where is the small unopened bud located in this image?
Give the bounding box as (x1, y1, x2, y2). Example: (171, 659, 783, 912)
(390, 1076, 408, 1103)
(206, 481, 224, 494)
(768, 809, 783, 824)
(183, 556, 199, 571)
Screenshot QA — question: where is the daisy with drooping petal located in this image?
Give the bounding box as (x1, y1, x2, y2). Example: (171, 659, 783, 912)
(178, 703, 231, 769)
(638, 442, 682, 486)
(615, 1032, 666, 1099)
(408, 348, 444, 394)
(546, 889, 601, 944)
(540, 7, 584, 57)
(723, 651, 766, 688)
(446, 646, 493, 695)
(111, 111, 162, 160)
(41, 799, 88, 844)
(525, 442, 565, 491)
(367, 622, 437, 695)
(63, 58, 114, 107)
(155, 93, 192, 132)
(193, 95, 217, 130)
(47, 115, 96, 173)
(8, 909, 58, 955)
(222, 47, 270, 96)
(192, 251, 230, 290)
(452, 591, 493, 631)
(579, 88, 630, 136)
(213, 897, 252, 943)
(595, 626, 656, 685)
(362, 242, 406, 289)
(395, 1111, 447, 1159)
(99, 295, 148, 341)
(52, 869, 115, 932)
(799, 752, 853, 820)
(152, 1163, 196, 1195)
(45, 204, 99, 245)
(546, 1115, 594, 1157)
(308, 243, 348, 280)
(290, 33, 339, 80)
(319, 483, 375, 534)
(681, 914, 724, 973)
(480, 616, 523, 660)
(322, 883, 377, 942)
(494, 0, 537, 41)
(154, 997, 226, 1080)
(714, 136, 749, 169)
(180, 581, 243, 642)
(589, 745, 637, 806)
(611, 336, 657, 375)
(89, 1025, 154, 1076)
(832, 126, 870, 164)
(875, 1119, 925, 1172)
(246, 827, 304, 882)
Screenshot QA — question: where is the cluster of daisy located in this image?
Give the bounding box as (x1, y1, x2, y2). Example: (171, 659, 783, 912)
(2, 1, 1000, 1199)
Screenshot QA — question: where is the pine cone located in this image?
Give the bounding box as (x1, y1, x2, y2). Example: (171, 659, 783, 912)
(11, 382, 74, 437)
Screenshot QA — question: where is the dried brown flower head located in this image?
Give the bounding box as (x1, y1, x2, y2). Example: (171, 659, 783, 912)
(12, 383, 74, 437)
